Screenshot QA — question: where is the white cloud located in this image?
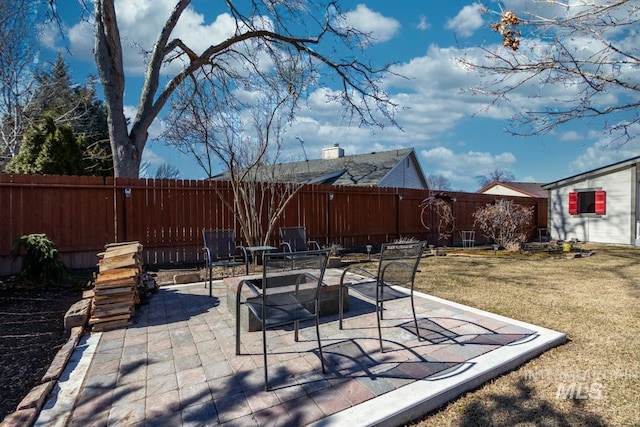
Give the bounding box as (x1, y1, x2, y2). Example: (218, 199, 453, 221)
(445, 3, 484, 38)
(569, 123, 640, 174)
(417, 16, 431, 31)
(559, 131, 583, 142)
(66, 20, 95, 62)
(342, 4, 400, 43)
(141, 147, 165, 166)
(420, 147, 517, 189)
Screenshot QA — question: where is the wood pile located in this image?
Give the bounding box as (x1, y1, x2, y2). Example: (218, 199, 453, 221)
(89, 242, 143, 331)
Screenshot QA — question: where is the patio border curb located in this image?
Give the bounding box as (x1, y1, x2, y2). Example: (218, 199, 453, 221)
(308, 290, 567, 427)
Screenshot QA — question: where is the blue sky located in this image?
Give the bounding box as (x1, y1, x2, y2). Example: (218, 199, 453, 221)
(44, 1, 639, 191)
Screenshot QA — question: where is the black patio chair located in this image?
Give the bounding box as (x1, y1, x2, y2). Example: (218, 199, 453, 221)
(202, 229, 247, 297)
(279, 226, 321, 252)
(235, 249, 330, 391)
(339, 241, 426, 352)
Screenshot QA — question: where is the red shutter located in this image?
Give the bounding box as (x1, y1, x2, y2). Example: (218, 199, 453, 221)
(568, 192, 578, 215)
(595, 190, 606, 215)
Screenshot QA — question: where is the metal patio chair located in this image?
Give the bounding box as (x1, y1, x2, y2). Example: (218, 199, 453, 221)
(279, 226, 321, 252)
(339, 241, 425, 352)
(202, 229, 246, 297)
(461, 230, 476, 248)
(235, 249, 330, 390)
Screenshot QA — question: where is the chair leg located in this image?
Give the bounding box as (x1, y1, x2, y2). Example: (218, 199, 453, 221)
(338, 284, 344, 330)
(376, 300, 384, 353)
(235, 300, 241, 355)
(208, 265, 213, 298)
(411, 294, 421, 341)
(315, 316, 325, 374)
(262, 326, 269, 391)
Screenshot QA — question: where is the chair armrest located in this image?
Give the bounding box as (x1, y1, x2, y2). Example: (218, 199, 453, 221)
(281, 242, 292, 252)
(236, 279, 261, 303)
(340, 265, 376, 284)
(202, 247, 211, 264)
(294, 272, 323, 290)
(237, 246, 248, 262)
(308, 240, 321, 250)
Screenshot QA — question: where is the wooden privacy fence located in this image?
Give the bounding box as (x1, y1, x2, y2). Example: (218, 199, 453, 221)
(0, 174, 547, 274)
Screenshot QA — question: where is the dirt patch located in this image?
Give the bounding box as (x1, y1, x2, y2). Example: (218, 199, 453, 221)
(0, 286, 83, 421)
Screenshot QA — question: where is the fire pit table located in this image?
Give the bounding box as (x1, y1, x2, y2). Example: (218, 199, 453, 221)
(224, 268, 368, 332)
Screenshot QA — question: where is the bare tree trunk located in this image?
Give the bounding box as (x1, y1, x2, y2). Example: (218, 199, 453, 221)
(94, 0, 140, 177)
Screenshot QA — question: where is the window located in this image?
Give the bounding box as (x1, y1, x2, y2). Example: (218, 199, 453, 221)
(568, 190, 606, 215)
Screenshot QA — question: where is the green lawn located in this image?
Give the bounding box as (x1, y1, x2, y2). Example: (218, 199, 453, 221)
(409, 244, 640, 426)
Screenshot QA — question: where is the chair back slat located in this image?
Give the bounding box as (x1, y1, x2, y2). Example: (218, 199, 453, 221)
(280, 226, 308, 252)
(261, 250, 329, 307)
(203, 229, 236, 261)
(377, 242, 425, 287)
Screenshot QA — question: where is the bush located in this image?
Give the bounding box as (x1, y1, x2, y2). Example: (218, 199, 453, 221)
(9, 234, 68, 286)
(472, 200, 534, 251)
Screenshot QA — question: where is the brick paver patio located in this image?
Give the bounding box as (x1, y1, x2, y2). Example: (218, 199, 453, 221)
(36, 277, 565, 426)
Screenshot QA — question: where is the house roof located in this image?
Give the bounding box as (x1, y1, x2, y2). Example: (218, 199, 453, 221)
(477, 181, 548, 198)
(542, 155, 640, 190)
(213, 147, 427, 188)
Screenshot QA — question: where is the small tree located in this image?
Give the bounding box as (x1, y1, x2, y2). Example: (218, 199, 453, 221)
(473, 200, 533, 251)
(9, 233, 67, 286)
(162, 66, 309, 247)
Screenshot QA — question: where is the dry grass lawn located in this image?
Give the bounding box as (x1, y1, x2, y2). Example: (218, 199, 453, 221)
(408, 244, 640, 426)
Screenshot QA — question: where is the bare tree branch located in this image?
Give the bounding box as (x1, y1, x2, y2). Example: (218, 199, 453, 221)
(462, 0, 640, 144)
(93, 0, 398, 177)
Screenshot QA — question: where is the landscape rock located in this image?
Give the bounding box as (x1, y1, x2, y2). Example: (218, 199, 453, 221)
(173, 272, 201, 284)
(16, 382, 54, 411)
(64, 299, 91, 330)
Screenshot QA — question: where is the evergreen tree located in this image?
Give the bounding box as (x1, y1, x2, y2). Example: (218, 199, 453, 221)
(6, 115, 86, 175)
(18, 54, 112, 176)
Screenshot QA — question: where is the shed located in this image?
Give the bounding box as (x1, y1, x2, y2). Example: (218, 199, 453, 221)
(542, 155, 640, 245)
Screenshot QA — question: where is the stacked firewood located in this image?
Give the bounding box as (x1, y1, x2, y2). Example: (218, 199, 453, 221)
(89, 242, 143, 331)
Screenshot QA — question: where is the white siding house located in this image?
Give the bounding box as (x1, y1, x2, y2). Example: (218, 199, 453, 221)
(378, 155, 426, 189)
(542, 156, 640, 245)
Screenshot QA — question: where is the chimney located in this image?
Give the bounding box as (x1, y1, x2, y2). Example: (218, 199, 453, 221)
(322, 144, 344, 159)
